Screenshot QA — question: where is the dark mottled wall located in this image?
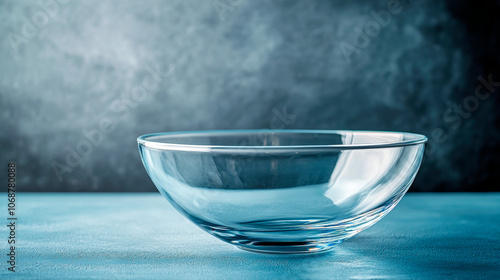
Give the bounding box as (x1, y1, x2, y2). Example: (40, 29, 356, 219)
(1, 0, 499, 192)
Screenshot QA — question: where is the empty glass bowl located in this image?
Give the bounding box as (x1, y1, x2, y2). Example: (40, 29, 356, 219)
(137, 130, 427, 254)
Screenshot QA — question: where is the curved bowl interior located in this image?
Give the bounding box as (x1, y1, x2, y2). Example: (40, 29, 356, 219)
(138, 130, 427, 254)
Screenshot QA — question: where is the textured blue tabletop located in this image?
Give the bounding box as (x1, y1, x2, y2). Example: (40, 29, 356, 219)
(1, 193, 499, 279)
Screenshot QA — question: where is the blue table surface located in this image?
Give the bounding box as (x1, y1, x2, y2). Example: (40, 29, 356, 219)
(1, 193, 499, 279)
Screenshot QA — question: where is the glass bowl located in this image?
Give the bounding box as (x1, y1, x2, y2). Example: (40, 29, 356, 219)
(137, 130, 427, 254)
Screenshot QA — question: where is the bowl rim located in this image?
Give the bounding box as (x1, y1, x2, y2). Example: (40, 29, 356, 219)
(137, 129, 427, 152)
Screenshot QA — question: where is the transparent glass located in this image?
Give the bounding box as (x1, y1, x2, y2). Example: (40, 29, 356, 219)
(138, 130, 427, 254)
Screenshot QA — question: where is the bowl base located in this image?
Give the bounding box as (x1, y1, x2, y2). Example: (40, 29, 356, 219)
(195, 194, 405, 254)
(235, 240, 342, 254)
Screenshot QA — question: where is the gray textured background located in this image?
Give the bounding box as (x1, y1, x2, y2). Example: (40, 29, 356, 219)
(1, 0, 499, 192)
